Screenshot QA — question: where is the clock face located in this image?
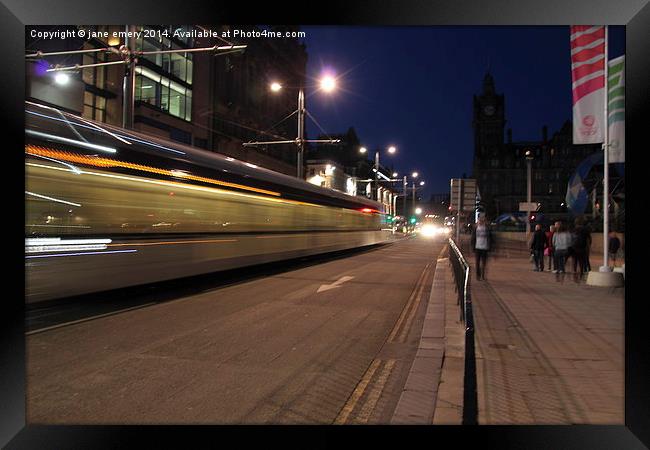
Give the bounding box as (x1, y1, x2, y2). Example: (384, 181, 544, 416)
(484, 105, 495, 116)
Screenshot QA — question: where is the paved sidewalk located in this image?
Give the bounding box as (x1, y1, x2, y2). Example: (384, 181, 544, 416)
(468, 240, 624, 424)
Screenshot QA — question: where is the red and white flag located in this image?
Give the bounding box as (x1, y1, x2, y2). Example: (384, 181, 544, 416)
(570, 25, 606, 144)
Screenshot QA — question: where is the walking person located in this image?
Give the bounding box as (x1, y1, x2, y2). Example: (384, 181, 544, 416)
(545, 224, 555, 272)
(552, 221, 571, 274)
(471, 215, 493, 281)
(608, 231, 621, 268)
(530, 224, 547, 272)
(584, 220, 593, 272)
(572, 218, 590, 278)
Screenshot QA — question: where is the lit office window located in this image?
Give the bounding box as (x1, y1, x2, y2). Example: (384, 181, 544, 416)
(135, 29, 193, 85)
(134, 66, 192, 121)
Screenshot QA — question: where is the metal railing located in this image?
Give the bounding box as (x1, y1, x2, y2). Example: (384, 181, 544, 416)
(448, 237, 478, 425)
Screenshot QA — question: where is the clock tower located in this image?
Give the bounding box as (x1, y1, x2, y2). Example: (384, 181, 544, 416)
(472, 72, 506, 169)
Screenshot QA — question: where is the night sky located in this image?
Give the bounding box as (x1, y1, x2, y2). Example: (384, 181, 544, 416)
(301, 26, 625, 197)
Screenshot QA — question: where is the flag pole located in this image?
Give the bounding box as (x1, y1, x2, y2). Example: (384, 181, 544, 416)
(600, 25, 611, 273)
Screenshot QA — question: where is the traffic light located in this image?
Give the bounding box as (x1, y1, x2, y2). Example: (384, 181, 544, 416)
(409, 217, 416, 224)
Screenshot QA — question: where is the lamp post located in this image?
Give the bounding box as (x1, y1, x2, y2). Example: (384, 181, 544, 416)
(360, 145, 396, 203)
(403, 176, 408, 221)
(525, 150, 534, 241)
(374, 146, 396, 202)
(411, 172, 419, 216)
(244, 75, 340, 179)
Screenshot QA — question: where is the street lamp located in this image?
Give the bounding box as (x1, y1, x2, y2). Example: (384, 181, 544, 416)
(360, 145, 397, 203)
(412, 172, 419, 178)
(320, 75, 336, 92)
(525, 149, 534, 240)
(415, 207, 422, 215)
(392, 172, 398, 178)
(403, 175, 408, 222)
(54, 72, 70, 85)
(411, 176, 424, 217)
(246, 74, 341, 179)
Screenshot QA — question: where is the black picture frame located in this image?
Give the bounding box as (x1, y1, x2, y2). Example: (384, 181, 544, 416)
(2, 1, 647, 448)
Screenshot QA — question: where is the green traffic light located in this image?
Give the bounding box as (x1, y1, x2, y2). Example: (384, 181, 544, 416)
(410, 217, 416, 224)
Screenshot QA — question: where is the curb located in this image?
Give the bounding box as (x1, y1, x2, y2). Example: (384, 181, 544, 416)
(390, 257, 448, 424)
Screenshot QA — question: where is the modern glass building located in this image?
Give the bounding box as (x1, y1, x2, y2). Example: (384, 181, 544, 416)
(134, 25, 194, 122)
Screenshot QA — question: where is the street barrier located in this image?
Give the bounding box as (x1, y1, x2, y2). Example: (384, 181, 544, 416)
(448, 238, 478, 425)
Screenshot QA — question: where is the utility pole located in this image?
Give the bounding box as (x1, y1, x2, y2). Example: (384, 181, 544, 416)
(375, 151, 380, 202)
(244, 85, 339, 179)
(297, 88, 305, 179)
(122, 25, 137, 129)
(525, 150, 534, 242)
(412, 181, 416, 216)
(403, 176, 407, 220)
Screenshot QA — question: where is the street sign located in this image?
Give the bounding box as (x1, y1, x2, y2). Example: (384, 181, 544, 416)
(450, 178, 477, 212)
(519, 202, 539, 212)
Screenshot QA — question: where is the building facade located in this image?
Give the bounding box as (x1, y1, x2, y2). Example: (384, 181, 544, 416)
(308, 127, 402, 214)
(472, 72, 603, 221)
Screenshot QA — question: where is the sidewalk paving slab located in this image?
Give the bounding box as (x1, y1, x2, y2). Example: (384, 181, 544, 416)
(466, 237, 624, 425)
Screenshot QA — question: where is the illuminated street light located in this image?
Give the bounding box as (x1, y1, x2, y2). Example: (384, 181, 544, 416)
(412, 172, 419, 178)
(415, 207, 422, 215)
(371, 146, 398, 203)
(359, 147, 367, 154)
(420, 181, 425, 186)
(54, 72, 70, 85)
(320, 75, 336, 92)
(392, 172, 398, 178)
(248, 72, 340, 179)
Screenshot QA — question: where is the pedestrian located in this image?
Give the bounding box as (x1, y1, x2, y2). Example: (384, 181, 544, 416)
(471, 215, 493, 281)
(584, 220, 593, 272)
(545, 224, 555, 272)
(609, 231, 621, 267)
(530, 224, 547, 272)
(572, 217, 591, 277)
(552, 221, 571, 274)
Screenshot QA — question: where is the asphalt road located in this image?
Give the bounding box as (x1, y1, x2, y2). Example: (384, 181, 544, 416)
(26, 234, 447, 424)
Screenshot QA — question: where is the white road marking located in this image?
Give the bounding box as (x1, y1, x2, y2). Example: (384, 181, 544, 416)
(316, 275, 355, 293)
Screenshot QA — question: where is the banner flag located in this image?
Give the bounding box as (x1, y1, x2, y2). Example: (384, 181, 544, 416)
(570, 26, 606, 144)
(608, 55, 625, 163)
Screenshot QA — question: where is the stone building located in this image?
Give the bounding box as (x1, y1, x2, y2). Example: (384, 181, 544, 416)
(471, 72, 602, 221)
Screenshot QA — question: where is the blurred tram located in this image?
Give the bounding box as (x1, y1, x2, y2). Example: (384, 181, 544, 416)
(25, 102, 391, 303)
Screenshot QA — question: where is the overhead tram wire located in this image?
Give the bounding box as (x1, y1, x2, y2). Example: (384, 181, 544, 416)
(305, 109, 336, 143)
